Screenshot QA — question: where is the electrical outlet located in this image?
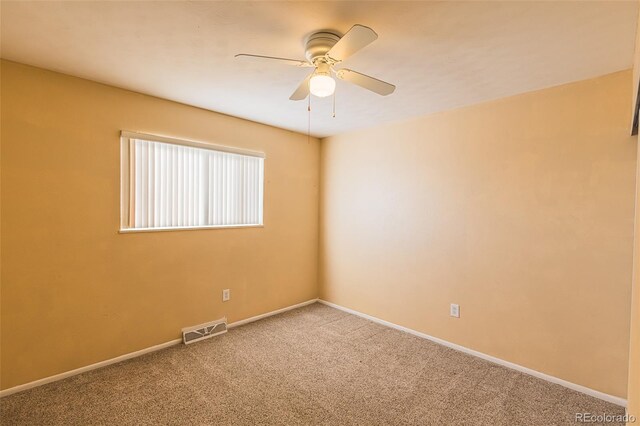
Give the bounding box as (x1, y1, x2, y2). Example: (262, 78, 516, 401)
(222, 289, 230, 302)
(450, 303, 460, 318)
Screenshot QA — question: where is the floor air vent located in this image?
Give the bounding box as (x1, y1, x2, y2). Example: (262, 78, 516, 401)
(182, 318, 227, 345)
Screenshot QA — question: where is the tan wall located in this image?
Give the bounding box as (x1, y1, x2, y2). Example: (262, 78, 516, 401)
(1, 58, 636, 401)
(319, 70, 636, 398)
(0, 60, 320, 390)
(628, 9, 640, 422)
(629, 144, 640, 420)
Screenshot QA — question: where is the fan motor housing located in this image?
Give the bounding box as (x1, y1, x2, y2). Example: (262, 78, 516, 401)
(305, 31, 341, 63)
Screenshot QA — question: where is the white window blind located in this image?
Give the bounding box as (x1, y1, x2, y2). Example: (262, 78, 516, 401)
(121, 133, 264, 231)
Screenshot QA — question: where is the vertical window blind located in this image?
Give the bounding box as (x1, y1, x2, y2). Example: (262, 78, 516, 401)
(124, 135, 264, 230)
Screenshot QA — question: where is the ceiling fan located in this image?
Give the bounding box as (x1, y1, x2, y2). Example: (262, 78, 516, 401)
(235, 25, 396, 101)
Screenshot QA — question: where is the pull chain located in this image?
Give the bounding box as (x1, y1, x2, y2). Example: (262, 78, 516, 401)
(306, 81, 337, 142)
(332, 86, 336, 118)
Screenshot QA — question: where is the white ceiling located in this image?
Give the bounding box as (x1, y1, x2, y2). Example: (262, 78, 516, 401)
(1, 1, 638, 138)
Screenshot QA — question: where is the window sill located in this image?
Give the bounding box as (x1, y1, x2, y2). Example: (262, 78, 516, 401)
(119, 224, 264, 234)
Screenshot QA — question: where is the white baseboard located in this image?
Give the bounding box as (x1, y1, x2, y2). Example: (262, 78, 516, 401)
(0, 338, 183, 398)
(317, 299, 627, 408)
(0, 298, 318, 398)
(4, 297, 622, 408)
(228, 298, 318, 329)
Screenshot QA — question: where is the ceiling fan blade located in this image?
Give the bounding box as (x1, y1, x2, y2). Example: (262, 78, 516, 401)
(327, 25, 378, 62)
(290, 73, 313, 101)
(235, 54, 312, 67)
(335, 69, 395, 96)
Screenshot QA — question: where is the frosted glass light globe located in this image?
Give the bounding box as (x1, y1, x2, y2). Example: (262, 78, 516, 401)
(309, 73, 336, 98)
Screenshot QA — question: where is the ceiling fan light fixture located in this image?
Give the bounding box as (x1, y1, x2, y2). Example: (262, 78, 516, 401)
(309, 72, 336, 98)
(236, 24, 395, 101)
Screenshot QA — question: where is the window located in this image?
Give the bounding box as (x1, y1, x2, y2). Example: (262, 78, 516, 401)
(120, 132, 264, 231)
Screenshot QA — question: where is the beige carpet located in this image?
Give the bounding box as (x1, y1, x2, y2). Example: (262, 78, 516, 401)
(0, 303, 626, 425)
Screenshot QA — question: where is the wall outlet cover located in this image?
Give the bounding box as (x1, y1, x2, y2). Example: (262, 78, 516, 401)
(450, 303, 460, 318)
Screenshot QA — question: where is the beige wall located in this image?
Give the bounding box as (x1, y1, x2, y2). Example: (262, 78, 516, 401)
(0, 60, 320, 390)
(629, 143, 640, 420)
(1, 58, 636, 402)
(320, 70, 636, 398)
(628, 9, 640, 422)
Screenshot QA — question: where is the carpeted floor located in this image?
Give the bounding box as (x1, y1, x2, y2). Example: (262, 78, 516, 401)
(0, 303, 626, 425)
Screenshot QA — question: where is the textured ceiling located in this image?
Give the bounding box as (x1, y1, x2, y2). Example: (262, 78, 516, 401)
(1, 1, 638, 138)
